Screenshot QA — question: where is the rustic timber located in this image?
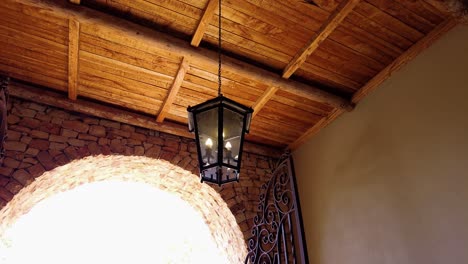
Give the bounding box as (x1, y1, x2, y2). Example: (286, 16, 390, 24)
(191, 0, 218, 47)
(352, 18, 458, 103)
(282, 0, 361, 79)
(157, 57, 189, 123)
(9, 80, 281, 157)
(68, 18, 80, 100)
(252, 87, 278, 119)
(10, 0, 353, 111)
(69, 0, 80, 4)
(288, 18, 458, 150)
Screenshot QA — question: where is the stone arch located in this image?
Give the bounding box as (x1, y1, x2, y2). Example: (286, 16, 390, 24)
(0, 155, 247, 263)
(1, 98, 272, 246)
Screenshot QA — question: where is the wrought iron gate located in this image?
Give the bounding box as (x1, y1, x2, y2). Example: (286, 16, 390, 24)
(245, 153, 309, 264)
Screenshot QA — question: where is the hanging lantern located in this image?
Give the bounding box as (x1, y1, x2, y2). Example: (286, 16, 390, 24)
(187, 0, 253, 185)
(187, 95, 253, 185)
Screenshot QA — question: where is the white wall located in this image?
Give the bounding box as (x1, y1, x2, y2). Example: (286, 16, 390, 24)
(293, 25, 468, 264)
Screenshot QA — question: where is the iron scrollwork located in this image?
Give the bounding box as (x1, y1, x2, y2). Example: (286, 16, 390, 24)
(245, 153, 309, 264)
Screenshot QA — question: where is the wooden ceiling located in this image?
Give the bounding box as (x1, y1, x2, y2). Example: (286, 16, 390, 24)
(0, 0, 456, 150)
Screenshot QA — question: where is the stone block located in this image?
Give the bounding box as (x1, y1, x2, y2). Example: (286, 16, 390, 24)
(134, 146, 144, 156)
(37, 151, 56, 170)
(0, 167, 13, 178)
(30, 139, 49, 150)
(31, 130, 49, 139)
(7, 130, 22, 141)
(3, 157, 20, 169)
(62, 129, 78, 138)
(25, 148, 40, 156)
(147, 136, 164, 146)
(12, 169, 32, 186)
(35, 113, 51, 122)
(89, 125, 106, 137)
(28, 102, 47, 112)
(19, 117, 41, 129)
(145, 146, 161, 158)
(68, 138, 85, 147)
(63, 120, 89, 133)
(0, 187, 13, 201)
(20, 136, 32, 144)
(100, 119, 120, 129)
(54, 154, 70, 166)
(4, 141, 27, 152)
(109, 129, 130, 138)
(50, 134, 68, 143)
(98, 138, 108, 146)
(9, 125, 31, 134)
(17, 108, 37, 118)
(83, 117, 99, 125)
(39, 122, 61, 135)
(50, 142, 68, 150)
(110, 139, 125, 153)
(88, 142, 101, 155)
(0, 176, 9, 186)
(5, 180, 23, 194)
(130, 132, 147, 141)
(28, 163, 45, 178)
(7, 114, 20, 124)
(121, 124, 135, 132)
(78, 134, 97, 141)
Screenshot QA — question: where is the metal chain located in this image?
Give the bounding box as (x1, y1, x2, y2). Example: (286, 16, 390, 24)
(218, 0, 222, 96)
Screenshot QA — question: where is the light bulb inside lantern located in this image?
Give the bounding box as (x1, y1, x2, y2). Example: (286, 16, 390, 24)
(225, 141, 232, 150)
(205, 138, 213, 149)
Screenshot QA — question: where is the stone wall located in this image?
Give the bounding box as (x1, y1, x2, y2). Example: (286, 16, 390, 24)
(0, 97, 274, 241)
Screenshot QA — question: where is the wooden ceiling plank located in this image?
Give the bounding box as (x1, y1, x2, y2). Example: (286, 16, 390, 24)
(68, 18, 80, 100)
(10, 81, 281, 157)
(157, 57, 190, 123)
(352, 18, 457, 104)
(288, 18, 458, 150)
(69, 0, 81, 4)
(191, 0, 218, 47)
(282, 0, 360, 79)
(252, 86, 278, 118)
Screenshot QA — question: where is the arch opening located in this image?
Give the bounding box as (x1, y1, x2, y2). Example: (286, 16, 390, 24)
(0, 155, 247, 263)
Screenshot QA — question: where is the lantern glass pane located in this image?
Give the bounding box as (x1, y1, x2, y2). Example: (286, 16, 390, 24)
(196, 108, 218, 167)
(222, 108, 243, 168)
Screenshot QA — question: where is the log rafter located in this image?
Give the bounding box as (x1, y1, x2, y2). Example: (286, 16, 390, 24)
(282, 0, 360, 79)
(156, 57, 190, 123)
(9, 81, 282, 157)
(251, 87, 278, 119)
(15, 0, 353, 112)
(288, 18, 458, 150)
(191, 0, 219, 47)
(68, 18, 80, 100)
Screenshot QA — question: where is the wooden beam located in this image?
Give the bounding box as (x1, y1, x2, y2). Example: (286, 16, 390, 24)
(69, 0, 80, 4)
(9, 81, 282, 157)
(68, 18, 80, 100)
(156, 57, 189, 123)
(288, 18, 458, 150)
(282, 0, 360, 79)
(191, 0, 219, 47)
(13, 0, 353, 111)
(251, 87, 278, 118)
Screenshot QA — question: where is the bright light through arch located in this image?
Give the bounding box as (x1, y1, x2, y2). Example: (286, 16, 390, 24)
(1, 181, 229, 264)
(0, 155, 247, 264)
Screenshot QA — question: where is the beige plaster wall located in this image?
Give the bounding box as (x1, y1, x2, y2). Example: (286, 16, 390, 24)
(293, 25, 468, 264)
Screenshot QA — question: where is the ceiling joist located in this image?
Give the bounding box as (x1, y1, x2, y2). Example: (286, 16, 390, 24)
(191, 0, 219, 47)
(282, 0, 360, 79)
(17, 0, 353, 112)
(10, 81, 282, 157)
(251, 87, 278, 119)
(68, 18, 80, 100)
(156, 57, 190, 123)
(288, 18, 458, 150)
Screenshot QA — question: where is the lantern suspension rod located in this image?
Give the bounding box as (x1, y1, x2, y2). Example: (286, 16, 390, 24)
(218, 0, 222, 96)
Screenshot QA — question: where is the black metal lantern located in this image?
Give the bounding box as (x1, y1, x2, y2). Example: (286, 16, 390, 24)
(187, 95, 253, 185)
(187, 0, 253, 185)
